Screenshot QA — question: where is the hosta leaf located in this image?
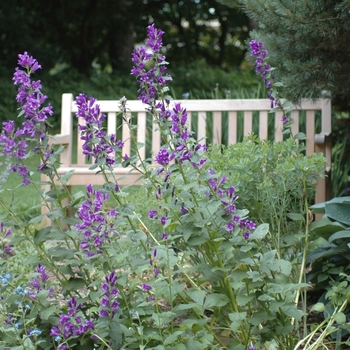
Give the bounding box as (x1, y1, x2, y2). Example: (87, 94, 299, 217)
(328, 230, 350, 243)
(325, 202, 350, 226)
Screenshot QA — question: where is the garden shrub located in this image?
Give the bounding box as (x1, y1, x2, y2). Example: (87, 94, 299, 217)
(208, 136, 326, 257)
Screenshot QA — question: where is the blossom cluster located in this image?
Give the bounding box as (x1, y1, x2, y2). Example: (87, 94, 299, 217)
(74, 184, 118, 257)
(99, 270, 120, 318)
(0, 222, 13, 258)
(0, 52, 53, 185)
(207, 169, 256, 239)
(130, 25, 207, 171)
(131, 24, 172, 107)
(250, 40, 289, 124)
(30, 264, 49, 292)
(50, 296, 94, 349)
(75, 94, 124, 166)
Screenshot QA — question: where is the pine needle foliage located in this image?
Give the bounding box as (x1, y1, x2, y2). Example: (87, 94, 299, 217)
(220, 0, 350, 111)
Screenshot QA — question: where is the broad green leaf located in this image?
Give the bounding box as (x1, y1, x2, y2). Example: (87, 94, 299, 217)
(250, 223, 269, 239)
(325, 202, 350, 226)
(41, 305, 57, 320)
(164, 331, 185, 346)
(137, 142, 145, 149)
(29, 214, 44, 224)
(286, 213, 305, 221)
(203, 293, 230, 309)
(172, 303, 204, 315)
(281, 101, 293, 108)
(328, 230, 350, 243)
(186, 289, 206, 306)
(311, 302, 325, 312)
(309, 217, 345, 237)
(228, 312, 247, 332)
(334, 312, 346, 324)
(311, 196, 350, 214)
(294, 132, 306, 140)
(63, 278, 87, 291)
(59, 169, 75, 185)
(280, 304, 305, 320)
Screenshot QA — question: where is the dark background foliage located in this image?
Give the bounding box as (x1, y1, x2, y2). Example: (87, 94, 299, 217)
(0, 0, 261, 126)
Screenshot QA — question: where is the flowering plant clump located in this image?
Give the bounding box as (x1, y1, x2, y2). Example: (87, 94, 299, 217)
(0, 24, 329, 350)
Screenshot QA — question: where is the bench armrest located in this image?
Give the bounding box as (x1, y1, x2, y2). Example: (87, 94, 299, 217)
(315, 132, 332, 144)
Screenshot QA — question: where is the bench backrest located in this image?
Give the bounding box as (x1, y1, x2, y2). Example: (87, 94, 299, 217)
(57, 93, 332, 202)
(60, 93, 331, 162)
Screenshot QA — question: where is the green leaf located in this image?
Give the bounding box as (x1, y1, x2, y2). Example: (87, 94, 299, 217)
(63, 278, 87, 291)
(325, 202, 350, 226)
(164, 331, 185, 346)
(334, 312, 346, 324)
(173, 303, 204, 314)
(40, 305, 57, 320)
(328, 230, 350, 243)
(228, 312, 247, 331)
(203, 293, 230, 309)
(311, 302, 325, 312)
(309, 217, 345, 237)
(137, 142, 145, 150)
(250, 223, 269, 239)
(286, 213, 305, 221)
(29, 214, 44, 224)
(186, 289, 206, 306)
(294, 132, 307, 140)
(59, 169, 75, 185)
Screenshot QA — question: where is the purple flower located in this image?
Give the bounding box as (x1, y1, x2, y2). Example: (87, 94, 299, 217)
(141, 283, 152, 292)
(226, 221, 235, 232)
(161, 233, 168, 240)
(160, 216, 167, 225)
(155, 148, 175, 166)
(148, 209, 158, 219)
(282, 115, 289, 123)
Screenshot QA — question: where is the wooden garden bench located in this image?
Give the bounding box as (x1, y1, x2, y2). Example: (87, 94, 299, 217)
(41, 93, 332, 221)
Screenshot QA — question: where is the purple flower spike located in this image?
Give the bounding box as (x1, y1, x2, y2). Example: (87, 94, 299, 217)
(99, 271, 120, 318)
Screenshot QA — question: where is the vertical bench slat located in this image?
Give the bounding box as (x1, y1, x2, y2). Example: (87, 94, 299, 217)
(259, 111, 268, 140)
(291, 110, 299, 137)
(228, 111, 237, 144)
(244, 111, 253, 137)
(213, 111, 222, 144)
(137, 112, 146, 161)
(306, 111, 315, 156)
(274, 111, 284, 142)
(152, 119, 161, 160)
(123, 114, 131, 158)
(61, 94, 74, 166)
(197, 111, 207, 145)
(107, 112, 117, 160)
(107, 112, 116, 135)
(77, 117, 86, 166)
(187, 112, 192, 132)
